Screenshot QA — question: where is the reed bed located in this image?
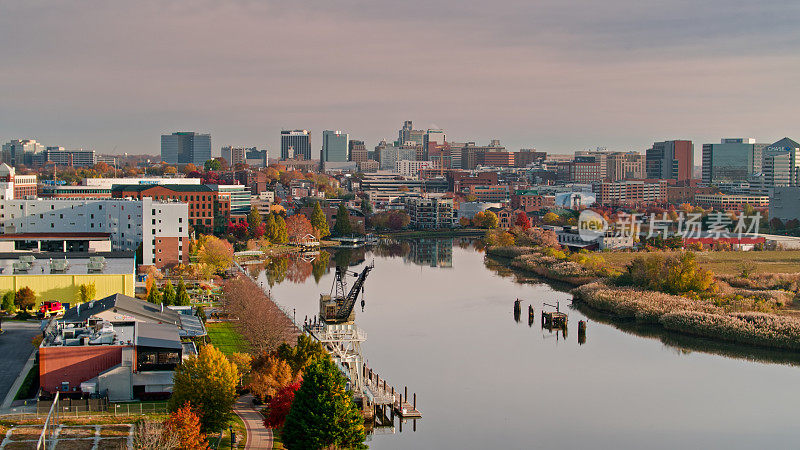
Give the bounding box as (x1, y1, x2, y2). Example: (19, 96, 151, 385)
(573, 281, 800, 350)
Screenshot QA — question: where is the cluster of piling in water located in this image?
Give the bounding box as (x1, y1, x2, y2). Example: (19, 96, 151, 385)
(514, 298, 588, 345)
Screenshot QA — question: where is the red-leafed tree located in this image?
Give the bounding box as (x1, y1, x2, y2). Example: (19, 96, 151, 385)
(285, 214, 314, 242)
(227, 221, 249, 240)
(163, 403, 207, 450)
(515, 212, 531, 230)
(264, 380, 302, 429)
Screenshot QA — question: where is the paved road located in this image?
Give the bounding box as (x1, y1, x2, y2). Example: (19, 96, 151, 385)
(0, 321, 40, 402)
(234, 394, 273, 450)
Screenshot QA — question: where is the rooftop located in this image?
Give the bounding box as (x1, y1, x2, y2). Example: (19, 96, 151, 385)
(111, 184, 215, 193)
(0, 254, 134, 275)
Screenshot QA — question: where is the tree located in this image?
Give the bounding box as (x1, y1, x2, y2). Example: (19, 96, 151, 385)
(76, 283, 97, 304)
(265, 380, 301, 429)
(473, 211, 499, 229)
(176, 278, 191, 306)
(170, 345, 239, 432)
(147, 284, 162, 304)
(182, 163, 198, 174)
(269, 213, 288, 244)
(542, 211, 561, 225)
(282, 357, 366, 450)
(387, 211, 410, 230)
(228, 352, 252, 386)
(360, 198, 372, 217)
(162, 280, 176, 306)
(163, 403, 207, 450)
(2, 291, 16, 313)
(197, 236, 234, 275)
(15, 287, 36, 311)
(515, 212, 531, 230)
(247, 206, 262, 238)
(249, 353, 293, 402)
(332, 203, 352, 236)
(286, 214, 314, 242)
(309, 201, 330, 238)
(204, 159, 222, 171)
(276, 335, 328, 375)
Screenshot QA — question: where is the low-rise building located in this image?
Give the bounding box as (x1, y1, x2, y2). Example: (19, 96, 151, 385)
(694, 193, 769, 210)
(40, 293, 204, 400)
(406, 197, 455, 229)
(0, 254, 135, 305)
(593, 180, 667, 207)
(770, 186, 800, 221)
(0, 198, 188, 268)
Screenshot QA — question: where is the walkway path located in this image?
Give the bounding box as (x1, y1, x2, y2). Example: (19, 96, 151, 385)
(234, 394, 273, 450)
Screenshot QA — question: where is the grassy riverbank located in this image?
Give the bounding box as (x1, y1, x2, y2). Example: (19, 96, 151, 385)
(573, 281, 800, 351)
(486, 244, 800, 351)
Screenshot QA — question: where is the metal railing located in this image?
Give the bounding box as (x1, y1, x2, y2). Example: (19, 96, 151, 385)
(36, 391, 58, 450)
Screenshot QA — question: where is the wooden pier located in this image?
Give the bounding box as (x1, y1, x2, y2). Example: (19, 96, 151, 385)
(363, 365, 422, 420)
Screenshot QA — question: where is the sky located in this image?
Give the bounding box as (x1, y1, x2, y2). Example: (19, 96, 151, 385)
(1, 0, 799, 158)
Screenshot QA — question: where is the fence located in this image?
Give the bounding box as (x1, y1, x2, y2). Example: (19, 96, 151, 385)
(1, 401, 168, 422)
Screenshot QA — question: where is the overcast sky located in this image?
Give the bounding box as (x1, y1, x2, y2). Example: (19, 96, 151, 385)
(1, 0, 799, 157)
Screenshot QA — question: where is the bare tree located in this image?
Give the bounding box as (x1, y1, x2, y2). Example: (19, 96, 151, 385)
(131, 420, 181, 450)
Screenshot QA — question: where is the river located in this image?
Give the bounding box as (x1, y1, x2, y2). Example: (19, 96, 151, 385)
(255, 238, 800, 449)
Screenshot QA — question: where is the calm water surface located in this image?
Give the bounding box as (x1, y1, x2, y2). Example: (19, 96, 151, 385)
(257, 239, 800, 449)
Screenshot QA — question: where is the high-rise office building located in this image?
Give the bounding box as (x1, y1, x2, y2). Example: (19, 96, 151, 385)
(160, 132, 211, 166)
(280, 130, 311, 160)
(321, 130, 349, 162)
(349, 140, 368, 163)
(701, 138, 766, 185)
(646, 140, 693, 181)
(221, 146, 247, 167)
(398, 120, 425, 147)
(762, 137, 800, 188)
(2, 139, 45, 167)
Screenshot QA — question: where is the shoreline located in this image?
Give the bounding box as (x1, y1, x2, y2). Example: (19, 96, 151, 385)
(485, 245, 800, 353)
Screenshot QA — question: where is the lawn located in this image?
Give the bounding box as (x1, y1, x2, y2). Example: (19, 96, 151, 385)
(206, 322, 251, 355)
(215, 415, 247, 449)
(600, 250, 800, 275)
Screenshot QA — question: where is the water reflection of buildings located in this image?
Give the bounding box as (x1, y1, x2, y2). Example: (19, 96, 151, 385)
(405, 239, 453, 268)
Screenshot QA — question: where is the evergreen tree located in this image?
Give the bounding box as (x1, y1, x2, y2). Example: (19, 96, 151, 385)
(162, 280, 176, 306)
(264, 213, 277, 243)
(332, 203, 352, 236)
(273, 213, 289, 244)
(247, 206, 262, 237)
(1, 291, 16, 313)
(147, 284, 162, 304)
(309, 201, 330, 238)
(176, 278, 191, 306)
(282, 357, 366, 450)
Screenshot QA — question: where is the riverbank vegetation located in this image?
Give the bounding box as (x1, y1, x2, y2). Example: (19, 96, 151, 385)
(484, 225, 800, 351)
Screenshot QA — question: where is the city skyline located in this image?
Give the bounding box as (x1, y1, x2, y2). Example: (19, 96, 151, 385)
(2, 1, 799, 156)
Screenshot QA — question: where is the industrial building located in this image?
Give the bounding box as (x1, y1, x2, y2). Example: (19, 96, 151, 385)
(40, 293, 205, 400)
(0, 254, 135, 305)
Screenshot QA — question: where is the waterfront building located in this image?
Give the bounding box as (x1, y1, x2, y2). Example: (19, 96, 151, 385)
(160, 132, 212, 166)
(405, 196, 455, 229)
(280, 129, 312, 160)
(646, 140, 693, 181)
(511, 189, 557, 212)
(468, 185, 510, 203)
(701, 138, 766, 186)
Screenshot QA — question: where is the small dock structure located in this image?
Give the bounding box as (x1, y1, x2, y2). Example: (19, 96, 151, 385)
(542, 301, 568, 328)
